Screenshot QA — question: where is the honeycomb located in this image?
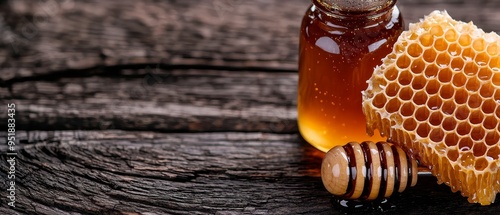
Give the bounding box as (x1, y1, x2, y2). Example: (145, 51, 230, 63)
(362, 10, 500, 205)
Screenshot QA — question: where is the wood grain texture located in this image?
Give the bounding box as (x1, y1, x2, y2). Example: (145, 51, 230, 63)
(1, 131, 498, 215)
(1, 0, 500, 82)
(2, 68, 298, 133)
(2, 0, 500, 214)
(0, 131, 329, 214)
(0, 0, 306, 82)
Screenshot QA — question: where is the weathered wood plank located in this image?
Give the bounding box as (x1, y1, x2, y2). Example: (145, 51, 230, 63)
(1, 1, 500, 214)
(0, 0, 307, 82)
(0, 131, 328, 214)
(1, 130, 499, 214)
(1, 68, 298, 132)
(1, 0, 500, 81)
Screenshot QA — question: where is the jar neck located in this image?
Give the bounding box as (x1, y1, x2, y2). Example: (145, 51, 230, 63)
(312, 0, 399, 28)
(312, 0, 396, 18)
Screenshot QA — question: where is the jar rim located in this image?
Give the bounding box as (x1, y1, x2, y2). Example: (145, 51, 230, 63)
(313, 0, 397, 15)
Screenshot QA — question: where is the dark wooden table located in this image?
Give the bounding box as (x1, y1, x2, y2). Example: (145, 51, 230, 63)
(1, 0, 500, 214)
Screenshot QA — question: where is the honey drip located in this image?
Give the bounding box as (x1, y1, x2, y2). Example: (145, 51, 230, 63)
(298, 3, 403, 152)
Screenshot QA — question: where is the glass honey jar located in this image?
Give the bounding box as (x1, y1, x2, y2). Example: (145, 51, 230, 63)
(298, 0, 404, 152)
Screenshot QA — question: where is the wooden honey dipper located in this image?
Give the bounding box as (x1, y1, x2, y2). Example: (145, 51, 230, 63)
(321, 141, 421, 201)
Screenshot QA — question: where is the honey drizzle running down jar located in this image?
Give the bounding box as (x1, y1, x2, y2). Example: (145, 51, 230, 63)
(298, 0, 404, 152)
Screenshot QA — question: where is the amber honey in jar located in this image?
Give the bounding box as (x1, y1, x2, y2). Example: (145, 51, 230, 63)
(298, 0, 403, 152)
